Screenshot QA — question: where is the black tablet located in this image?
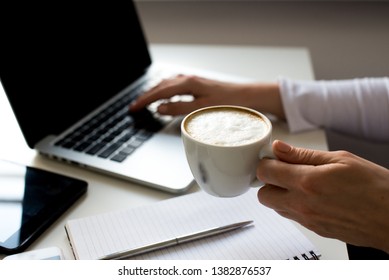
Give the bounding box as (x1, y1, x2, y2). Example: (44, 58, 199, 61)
(0, 159, 87, 254)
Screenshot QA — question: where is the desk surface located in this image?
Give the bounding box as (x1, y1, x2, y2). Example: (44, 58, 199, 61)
(0, 44, 348, 260)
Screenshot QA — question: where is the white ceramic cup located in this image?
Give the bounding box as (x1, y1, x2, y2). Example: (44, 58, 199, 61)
(181, 105, 274, 197)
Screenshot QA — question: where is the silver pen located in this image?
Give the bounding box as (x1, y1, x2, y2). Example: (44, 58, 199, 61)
(99, 220, 254, 260)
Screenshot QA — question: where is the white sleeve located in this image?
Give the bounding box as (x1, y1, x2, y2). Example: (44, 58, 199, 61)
(279, 77, 389, 142)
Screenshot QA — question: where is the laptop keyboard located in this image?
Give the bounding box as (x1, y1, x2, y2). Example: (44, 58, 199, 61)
(54, 82, 165, 163)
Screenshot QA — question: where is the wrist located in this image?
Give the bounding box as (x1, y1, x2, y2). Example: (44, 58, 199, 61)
(244, 82, 284, 119)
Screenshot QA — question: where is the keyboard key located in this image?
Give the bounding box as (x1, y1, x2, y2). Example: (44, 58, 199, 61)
(128, 138, 143, 148)
(98, 142, 122, 158)
(119, 146, 135, 155)
(110, 152, 128, 163)
(85, 142, 106, 155)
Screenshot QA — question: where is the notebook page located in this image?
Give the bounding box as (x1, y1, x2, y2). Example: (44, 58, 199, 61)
(65, 189, 320, 260)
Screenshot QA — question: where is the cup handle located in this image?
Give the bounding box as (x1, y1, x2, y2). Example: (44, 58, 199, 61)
(249, 143, 276, 188)
(259, 143, 275, 160)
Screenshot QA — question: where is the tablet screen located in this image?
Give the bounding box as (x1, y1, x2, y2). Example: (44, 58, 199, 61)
(0, 160, 87, 254)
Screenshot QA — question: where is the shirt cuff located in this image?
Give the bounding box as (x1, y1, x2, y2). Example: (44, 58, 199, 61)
(278, 77, 318, 133)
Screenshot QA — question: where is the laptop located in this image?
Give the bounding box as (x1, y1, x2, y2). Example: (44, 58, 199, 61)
(0, 1, 204, 193)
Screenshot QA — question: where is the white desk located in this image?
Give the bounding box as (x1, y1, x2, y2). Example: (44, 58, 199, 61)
(0, 44, 348, 260)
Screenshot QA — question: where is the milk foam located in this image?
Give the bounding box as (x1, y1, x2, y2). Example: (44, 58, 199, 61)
(186, 108, 268, 146)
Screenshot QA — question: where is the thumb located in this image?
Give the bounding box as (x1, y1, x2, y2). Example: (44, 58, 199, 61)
(272, 140, 332, 165)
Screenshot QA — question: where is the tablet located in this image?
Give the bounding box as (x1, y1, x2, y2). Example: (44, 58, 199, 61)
(0, 159, 87, 254)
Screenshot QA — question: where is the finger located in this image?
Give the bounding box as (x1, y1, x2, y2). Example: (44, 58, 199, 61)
(155, 91, 234, 115)
(129, 75, 200, 112)
(257, 184, 289, 212)
(257, 157, 312, 190)
(258, 185, 311, 228)
(272, 140, 335, 166)
(156, 101, 204, 116)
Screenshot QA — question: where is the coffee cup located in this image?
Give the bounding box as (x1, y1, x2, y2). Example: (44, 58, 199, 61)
(181, 105, 274, 197)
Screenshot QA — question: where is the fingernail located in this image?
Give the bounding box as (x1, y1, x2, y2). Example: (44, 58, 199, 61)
(158, 104, 167, 114)
(276, 140, 291, 153)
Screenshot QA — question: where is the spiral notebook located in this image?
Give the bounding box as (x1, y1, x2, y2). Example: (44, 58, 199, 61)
(65, 189, 320, 260)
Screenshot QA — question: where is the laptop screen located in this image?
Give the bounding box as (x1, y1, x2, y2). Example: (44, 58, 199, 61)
(0, 1, 151, 148)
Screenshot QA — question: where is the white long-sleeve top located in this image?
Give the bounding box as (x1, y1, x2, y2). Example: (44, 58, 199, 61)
(279, 77, 389, 142)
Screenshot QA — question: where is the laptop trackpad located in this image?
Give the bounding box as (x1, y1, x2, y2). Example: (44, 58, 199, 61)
(123, 116, 194, 191)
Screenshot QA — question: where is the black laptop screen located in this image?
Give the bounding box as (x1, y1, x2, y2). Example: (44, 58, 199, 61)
(0, 1, 151, 148)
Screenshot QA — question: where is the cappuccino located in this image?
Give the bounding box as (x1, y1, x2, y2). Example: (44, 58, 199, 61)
(184, 107, 268, 146)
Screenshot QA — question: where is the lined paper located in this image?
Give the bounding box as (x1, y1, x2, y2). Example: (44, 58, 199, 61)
(65, 189, 320, 260)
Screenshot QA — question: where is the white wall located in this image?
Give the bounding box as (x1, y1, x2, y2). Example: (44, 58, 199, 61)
(135, 1, 389, 80)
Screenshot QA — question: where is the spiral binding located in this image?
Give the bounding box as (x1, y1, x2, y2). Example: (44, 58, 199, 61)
(291, 250, 320, 260)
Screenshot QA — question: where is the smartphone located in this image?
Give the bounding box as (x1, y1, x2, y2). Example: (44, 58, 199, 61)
(0, 159, 88, 254)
